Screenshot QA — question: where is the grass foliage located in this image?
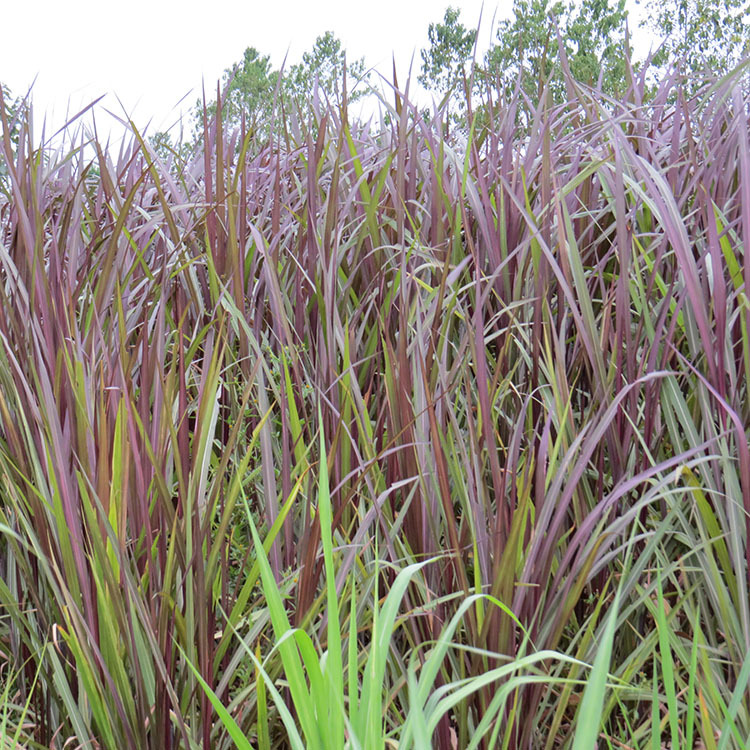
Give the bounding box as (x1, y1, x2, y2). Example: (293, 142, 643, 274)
(1, 55, 750, 748)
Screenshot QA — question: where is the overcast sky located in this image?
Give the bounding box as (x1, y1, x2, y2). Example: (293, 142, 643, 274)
(2, 0, 649, 146)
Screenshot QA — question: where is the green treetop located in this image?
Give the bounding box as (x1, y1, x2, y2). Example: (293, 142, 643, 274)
(199, 46, 277, 136)
(638, 0, 750, 72)
(195, 33, 369, 142)
(419, 6, 478, 95)
(483, 0, 630, 103)
(285, 31, 369, 106)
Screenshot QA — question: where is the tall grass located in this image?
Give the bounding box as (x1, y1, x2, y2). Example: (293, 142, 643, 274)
(0, 55, 749, 748)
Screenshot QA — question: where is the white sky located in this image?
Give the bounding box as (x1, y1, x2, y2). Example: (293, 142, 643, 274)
(1, 0, 649, 147)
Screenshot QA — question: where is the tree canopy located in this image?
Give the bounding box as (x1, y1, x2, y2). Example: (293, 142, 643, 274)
(419, 7, 477, 95)
(639, 0, 750, 71)
(195, 32, 369, 141)
(0, 84, 25, 191)
(285, 31, 369, 106)
(420, 0, 629, 110)
(420, 0, 749, 115)
(0, 84, 24, 149)
(177, 1, 750, 152)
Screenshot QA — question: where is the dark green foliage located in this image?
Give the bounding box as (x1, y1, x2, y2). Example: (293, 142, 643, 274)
(285, 31, 369, 105)
(419, 6, 477, 94)
(195, 46, 277, 137)
(195, 33, 369, 141)
(640, 0, 750, 70)
(0, 83, 25, 191)
(483, 0, 630, 101)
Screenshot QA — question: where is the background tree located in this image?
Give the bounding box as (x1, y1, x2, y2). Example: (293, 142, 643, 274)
(419, 7, 478, 129)
(419, 7, 477, 95)
(483, 0, 630, 104)
(639, 0, 750, 72)
(285, 31, 369, 106)
(0, 84, 24, 149)
(0, 83, 25, 192)
(197, 34, 369, 143)
(194, 46, 278, 138)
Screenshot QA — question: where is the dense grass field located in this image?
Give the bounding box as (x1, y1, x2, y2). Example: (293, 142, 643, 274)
(1, 57, 750, 749)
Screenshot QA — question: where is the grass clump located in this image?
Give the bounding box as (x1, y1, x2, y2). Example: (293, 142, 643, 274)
(1, 54, 750, 748)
